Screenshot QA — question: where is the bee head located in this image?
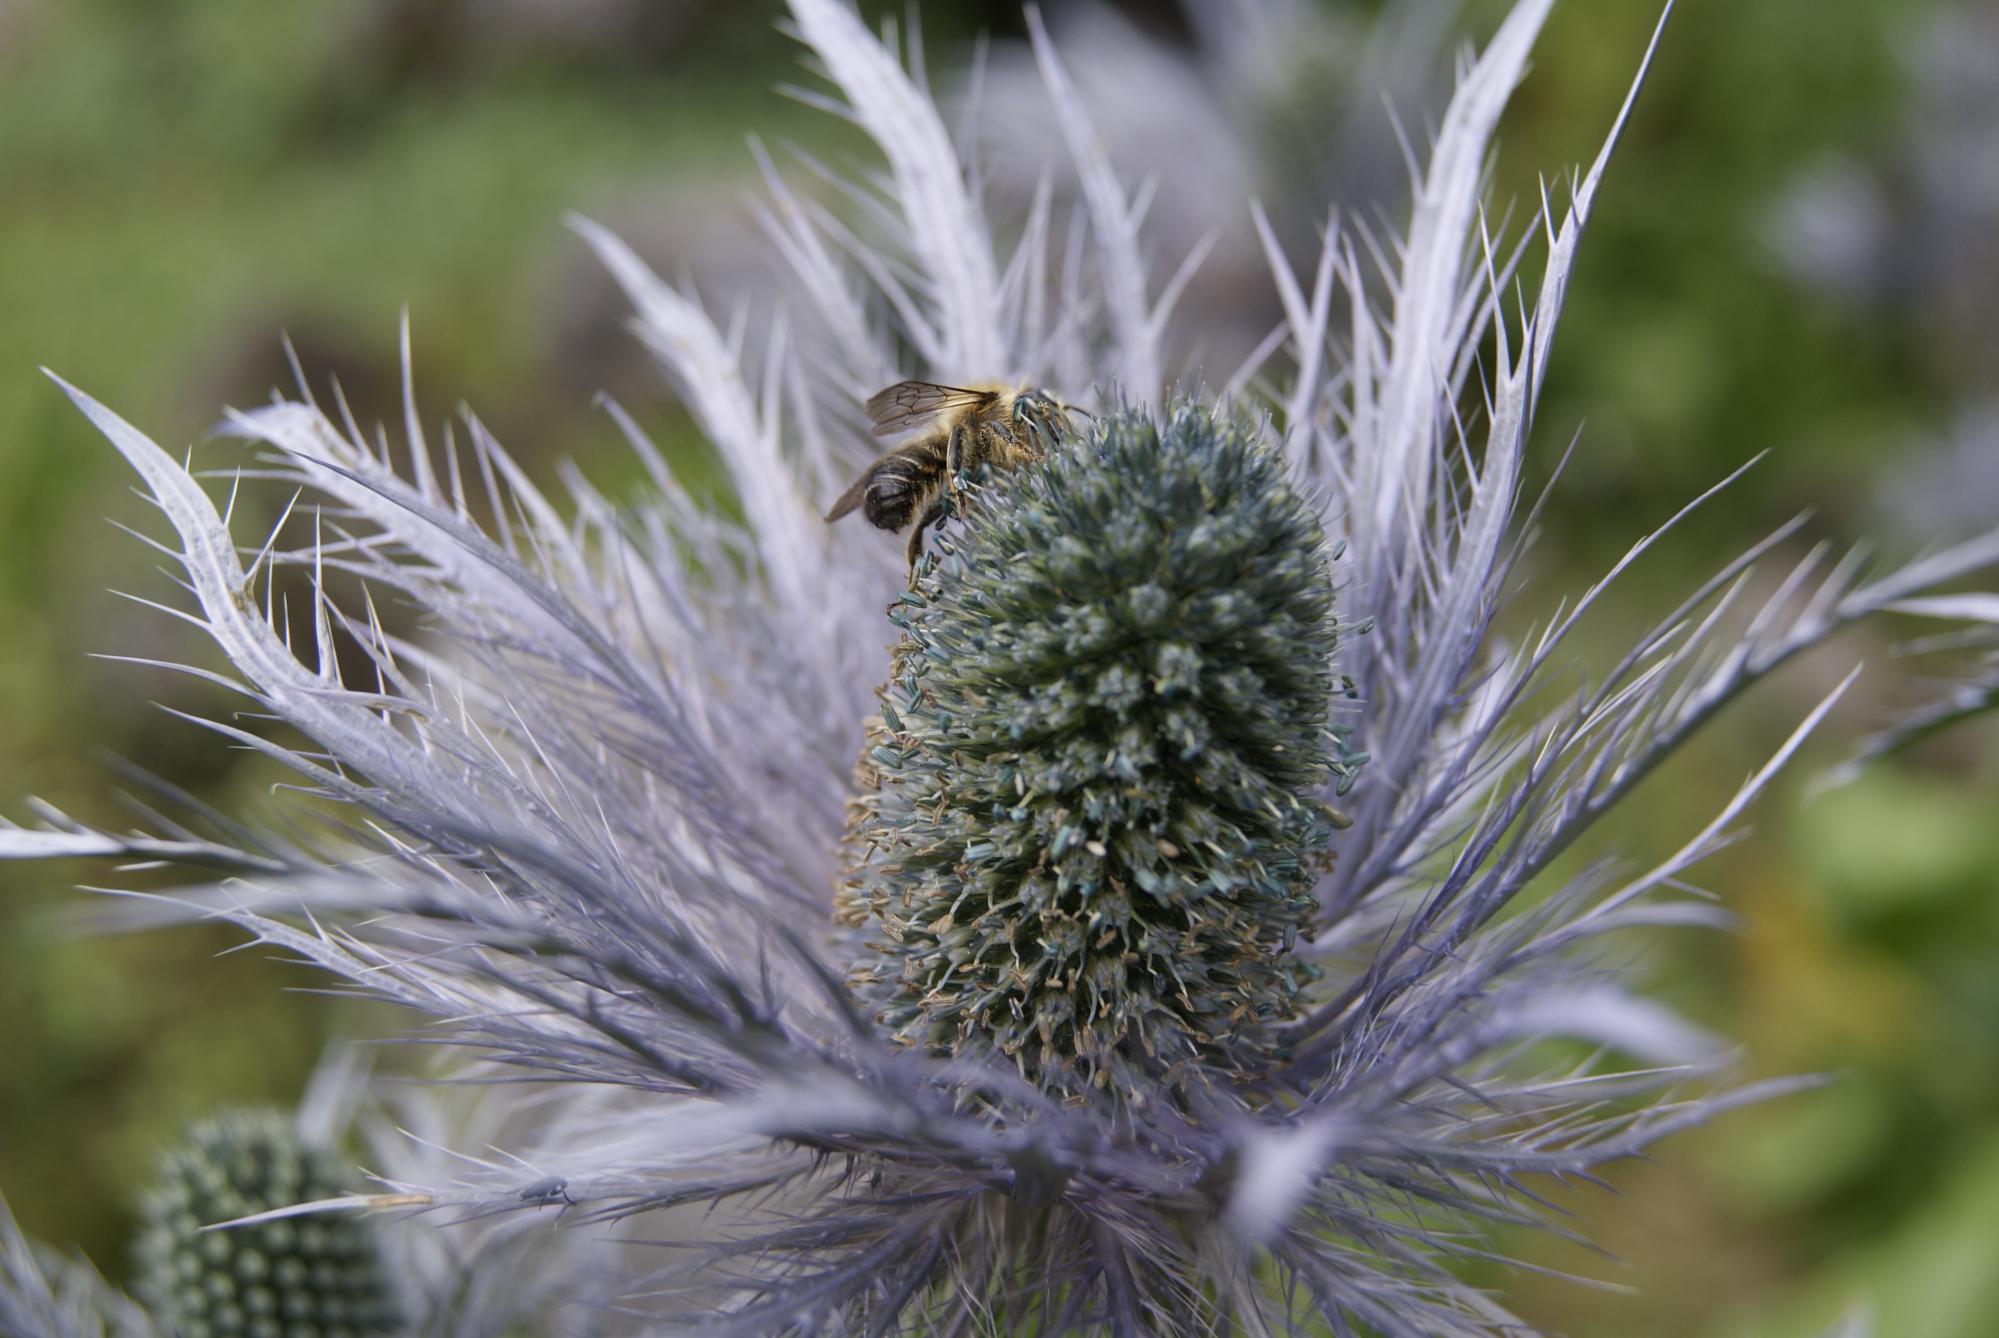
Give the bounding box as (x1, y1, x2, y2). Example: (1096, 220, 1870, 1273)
(1012, 388, 1085, 449)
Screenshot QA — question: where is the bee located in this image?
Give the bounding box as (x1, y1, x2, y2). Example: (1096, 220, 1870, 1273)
(825, 379, 1079, 570)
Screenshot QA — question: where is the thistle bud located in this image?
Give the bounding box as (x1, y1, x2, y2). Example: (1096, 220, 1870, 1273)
(133, 1111, 402, 1338)
(845, 405, 1350, 1110)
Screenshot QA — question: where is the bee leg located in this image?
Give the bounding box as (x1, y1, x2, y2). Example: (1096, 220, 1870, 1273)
(904, 502, 943, 577)
(945, 425, 966, 509)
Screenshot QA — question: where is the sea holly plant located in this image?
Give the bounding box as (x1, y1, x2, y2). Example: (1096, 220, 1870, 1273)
(1, 0, 1995, 1333)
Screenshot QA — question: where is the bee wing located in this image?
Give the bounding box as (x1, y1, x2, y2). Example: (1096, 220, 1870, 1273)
(824, 469, 874, 522)
(865, 380, 995, 437)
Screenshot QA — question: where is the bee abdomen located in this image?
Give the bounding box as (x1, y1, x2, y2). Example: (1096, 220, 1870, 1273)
(861, 444, 944, 532)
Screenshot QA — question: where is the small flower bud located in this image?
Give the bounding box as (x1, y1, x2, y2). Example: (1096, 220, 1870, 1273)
(133, 1111, 402, 1337)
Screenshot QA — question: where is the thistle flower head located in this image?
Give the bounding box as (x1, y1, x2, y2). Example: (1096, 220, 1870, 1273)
(133, 1112, 401, 1338)
(1, 0, 1995, 1333)
(848, 404, 1351, 1109)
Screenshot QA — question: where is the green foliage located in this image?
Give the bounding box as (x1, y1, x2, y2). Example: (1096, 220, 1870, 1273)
(133, 1111, 400, 1338)
(845, 406, 1353, 1109)
(1514, 0, 1922, 562)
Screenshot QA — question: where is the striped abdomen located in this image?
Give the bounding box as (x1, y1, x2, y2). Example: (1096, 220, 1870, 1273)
(825, 441, 946, 533)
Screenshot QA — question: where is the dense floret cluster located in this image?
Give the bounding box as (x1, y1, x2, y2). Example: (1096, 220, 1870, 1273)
(846, 408, 1355, 1109)
(134, 1114, 399, 1338)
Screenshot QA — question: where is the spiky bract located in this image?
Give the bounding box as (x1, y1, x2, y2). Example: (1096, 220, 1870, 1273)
(847, 405, 1348, 1108)
(133, 1113, 400, 1338)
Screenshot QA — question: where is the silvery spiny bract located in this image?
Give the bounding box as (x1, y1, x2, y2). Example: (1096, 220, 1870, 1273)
(4, 1, 1998, 1334)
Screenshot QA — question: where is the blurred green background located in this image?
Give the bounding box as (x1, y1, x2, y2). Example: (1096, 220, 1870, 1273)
(2, 1, 1995, 1334)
